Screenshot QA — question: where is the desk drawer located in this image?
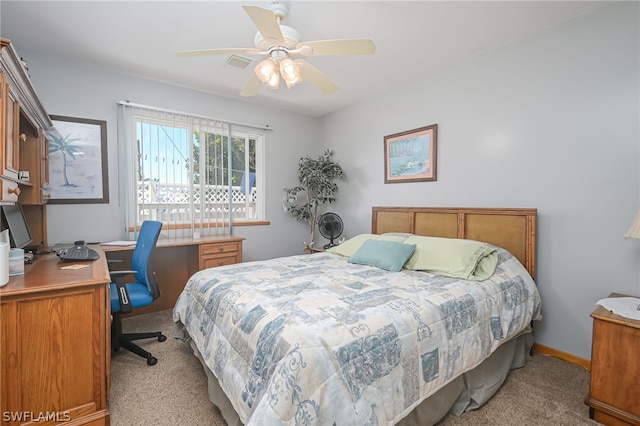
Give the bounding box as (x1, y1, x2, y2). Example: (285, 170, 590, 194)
(0, 177, 19, 203)
(201, 254, 239, 269)
(200, 242, 240, 256)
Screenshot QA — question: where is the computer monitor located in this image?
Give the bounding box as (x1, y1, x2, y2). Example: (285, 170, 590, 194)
(1, 203, 33, 249)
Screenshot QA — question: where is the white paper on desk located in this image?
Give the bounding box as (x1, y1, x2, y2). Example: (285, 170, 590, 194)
(102, 240, 137, 246)
(596, 297, 640, 320)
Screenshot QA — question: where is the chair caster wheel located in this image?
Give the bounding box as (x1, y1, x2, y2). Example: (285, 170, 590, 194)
(147, 356, 158, 366)
(158, 334, 167, 342)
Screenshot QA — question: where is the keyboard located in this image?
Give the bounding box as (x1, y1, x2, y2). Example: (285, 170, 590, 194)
(57, 244, 100, 262)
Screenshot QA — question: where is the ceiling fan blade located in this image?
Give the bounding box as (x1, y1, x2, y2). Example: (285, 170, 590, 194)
(297, 60, 338, 94)
(297, 39, 376, 56)
(242, 5, 284, 45)
(240, 73, 262, 97)
(176, 48, 261, 58)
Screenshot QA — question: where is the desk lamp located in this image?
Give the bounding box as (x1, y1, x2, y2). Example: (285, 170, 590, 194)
(625, 209, 640, 239)
(625, 208, 640, 311)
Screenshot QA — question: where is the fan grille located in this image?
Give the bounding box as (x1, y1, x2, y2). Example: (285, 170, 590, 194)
(318, 213, 343, 248)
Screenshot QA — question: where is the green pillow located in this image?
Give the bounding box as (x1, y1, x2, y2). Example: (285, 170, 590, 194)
(348, 239, 416, 272)
(327, 233, 408, 258)
(403, 235, 498, 281)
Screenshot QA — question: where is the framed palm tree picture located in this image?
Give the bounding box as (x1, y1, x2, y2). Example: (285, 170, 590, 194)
(47, 115, 109, 204)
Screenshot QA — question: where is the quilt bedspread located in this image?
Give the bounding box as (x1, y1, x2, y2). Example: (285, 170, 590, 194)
(173, 247, 541, 425)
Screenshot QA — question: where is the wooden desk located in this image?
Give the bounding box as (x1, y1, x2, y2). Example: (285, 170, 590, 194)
(102, 235, 244, 316)
(0, 246, 111, 426)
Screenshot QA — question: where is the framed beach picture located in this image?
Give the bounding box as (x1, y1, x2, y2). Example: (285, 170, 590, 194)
(47, 115, 109, 204)
(384, 124, 437, 183)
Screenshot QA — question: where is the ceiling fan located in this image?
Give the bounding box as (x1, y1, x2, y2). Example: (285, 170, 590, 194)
(176, 2, 376, 97)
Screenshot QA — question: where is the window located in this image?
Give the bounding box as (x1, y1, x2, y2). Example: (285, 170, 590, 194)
(117, 103, 264, 238)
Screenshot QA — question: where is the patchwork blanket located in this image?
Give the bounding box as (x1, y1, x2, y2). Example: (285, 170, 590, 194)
(173, 248, 541, 425)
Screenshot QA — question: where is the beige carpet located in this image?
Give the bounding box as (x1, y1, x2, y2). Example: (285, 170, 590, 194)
(110, 310, 601, 426)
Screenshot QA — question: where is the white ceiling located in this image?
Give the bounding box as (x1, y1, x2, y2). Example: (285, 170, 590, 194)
(1, 1, 612, 117)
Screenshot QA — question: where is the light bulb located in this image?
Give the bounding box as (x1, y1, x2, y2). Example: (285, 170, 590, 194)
(266, 71, 280, 89)
(255, 59, 277, 84)
(279, 58, 302, 88)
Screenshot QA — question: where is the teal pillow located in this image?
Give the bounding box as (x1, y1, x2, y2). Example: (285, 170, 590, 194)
(348, 239, 416, 272)
(326, 233, 408, 257)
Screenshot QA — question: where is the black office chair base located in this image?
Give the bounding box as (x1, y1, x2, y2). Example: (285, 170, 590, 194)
(112, 314, 166, 365)
(117, 332, 167, 365)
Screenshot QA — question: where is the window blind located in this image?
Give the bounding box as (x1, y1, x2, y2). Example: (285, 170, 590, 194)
(117, 102, 262, 239)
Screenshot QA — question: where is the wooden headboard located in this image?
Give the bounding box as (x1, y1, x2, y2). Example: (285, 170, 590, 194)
(372, 207, 537, 279)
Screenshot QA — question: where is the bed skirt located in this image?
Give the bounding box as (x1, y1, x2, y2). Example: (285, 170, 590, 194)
(174, 322, 533, 426)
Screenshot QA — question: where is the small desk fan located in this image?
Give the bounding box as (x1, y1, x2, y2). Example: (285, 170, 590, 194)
(318, 212, 343, 249)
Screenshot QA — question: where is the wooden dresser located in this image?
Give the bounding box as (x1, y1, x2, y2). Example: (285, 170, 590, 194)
(199, 237, 243, 269)
(0, 247, 111, 425)
(585, 293, 640, 426)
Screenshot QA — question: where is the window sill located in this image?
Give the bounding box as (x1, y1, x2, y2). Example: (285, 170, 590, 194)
(233, 220, 270, 227)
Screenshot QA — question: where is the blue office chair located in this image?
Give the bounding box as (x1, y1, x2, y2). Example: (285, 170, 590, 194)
(110, 220, 166, 365)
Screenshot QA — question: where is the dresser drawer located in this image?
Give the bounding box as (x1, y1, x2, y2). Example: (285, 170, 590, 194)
(198, 240, 242, 270)
(201, 255, 239, 269)
(200, 242, 240, 256)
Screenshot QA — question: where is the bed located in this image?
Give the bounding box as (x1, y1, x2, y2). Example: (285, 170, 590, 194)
(173, 206, 542, 425)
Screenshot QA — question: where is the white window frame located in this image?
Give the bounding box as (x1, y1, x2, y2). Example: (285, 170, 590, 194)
(117, 102, 266, 238)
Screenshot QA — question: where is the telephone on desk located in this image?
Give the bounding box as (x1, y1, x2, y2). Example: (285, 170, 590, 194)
(57, 241, 100, 262)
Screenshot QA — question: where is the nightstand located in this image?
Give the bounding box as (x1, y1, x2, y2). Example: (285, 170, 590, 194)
(585, 293, 640, 425)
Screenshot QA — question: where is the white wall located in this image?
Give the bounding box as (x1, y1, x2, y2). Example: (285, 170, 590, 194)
(321, 2, 640, 359)
(21, 52, 322, 262)
(14, 2, 639, 359)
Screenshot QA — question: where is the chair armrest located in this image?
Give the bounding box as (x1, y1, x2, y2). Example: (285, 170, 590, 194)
(110, 270, 138, 278)
(110, 270, 138, 315)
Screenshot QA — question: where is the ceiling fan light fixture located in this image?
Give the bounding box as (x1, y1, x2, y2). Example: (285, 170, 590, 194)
(266, 70, 280, 89)
(280, 58, 302, 88)
(177, 3, 376, 97)
(255, 58, 280, 89)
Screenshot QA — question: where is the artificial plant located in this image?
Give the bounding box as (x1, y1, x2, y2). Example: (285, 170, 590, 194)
(283, 149, 346, 248)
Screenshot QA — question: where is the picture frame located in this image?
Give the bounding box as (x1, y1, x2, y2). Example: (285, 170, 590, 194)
(47, 115, 109, 204)
(384, 124, 437, 183)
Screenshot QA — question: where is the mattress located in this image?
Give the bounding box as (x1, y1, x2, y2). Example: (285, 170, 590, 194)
(173, 247, 541, 425)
